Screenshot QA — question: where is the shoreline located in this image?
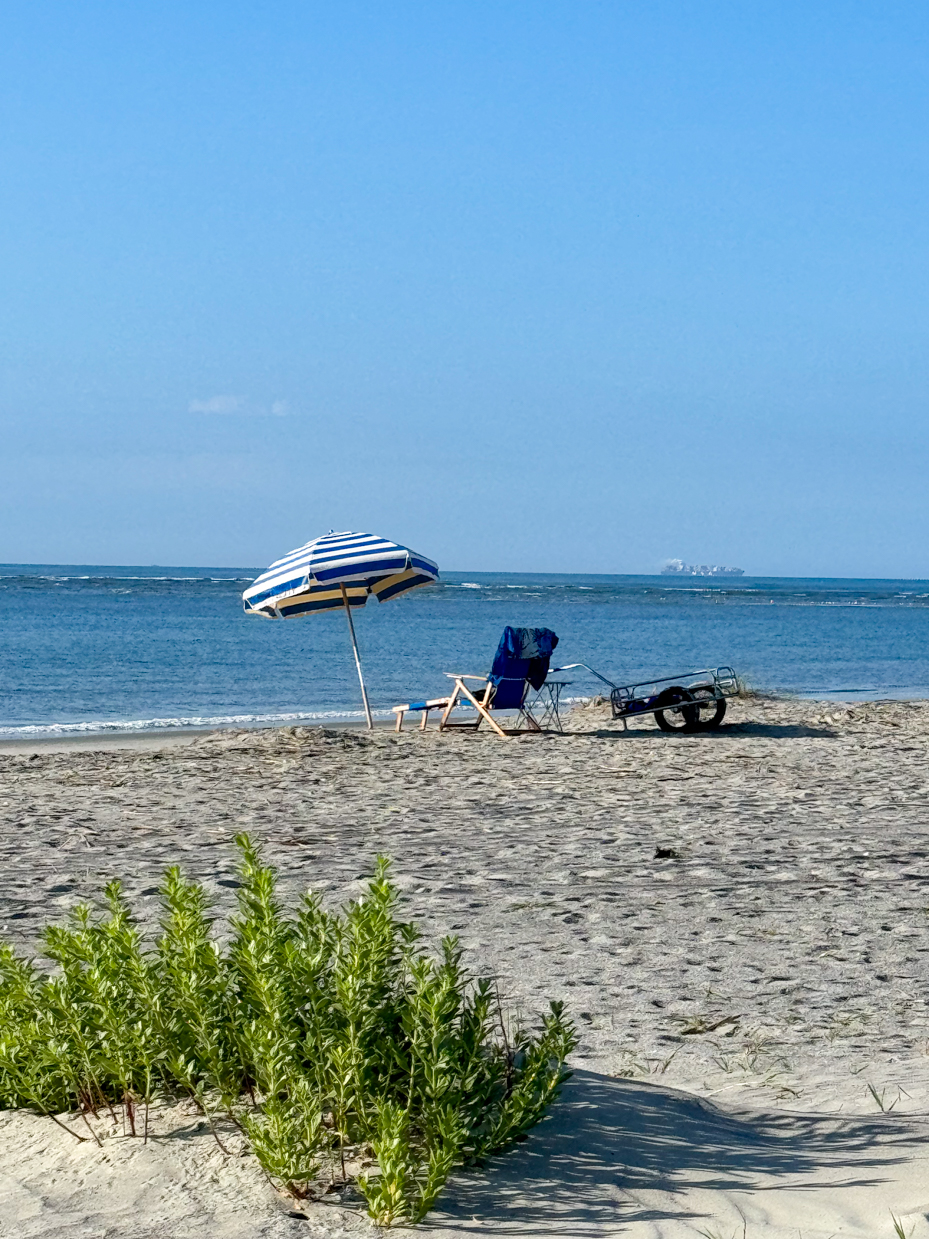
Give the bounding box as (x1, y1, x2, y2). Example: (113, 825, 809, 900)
(3, 687, 929, 752)
(0, 716, 397, 755)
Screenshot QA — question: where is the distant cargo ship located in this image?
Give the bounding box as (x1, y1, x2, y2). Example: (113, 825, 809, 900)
(661, 559, 745, 577)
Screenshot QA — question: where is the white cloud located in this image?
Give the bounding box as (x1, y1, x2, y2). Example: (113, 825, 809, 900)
(189, 395, 242, 414)
(189, 396, 291, 416)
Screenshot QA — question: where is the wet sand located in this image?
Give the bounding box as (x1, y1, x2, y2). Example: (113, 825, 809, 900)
(2, 695, 929, 1237)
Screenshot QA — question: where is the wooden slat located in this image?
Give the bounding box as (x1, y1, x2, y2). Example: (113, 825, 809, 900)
(457, 679, 508, 739)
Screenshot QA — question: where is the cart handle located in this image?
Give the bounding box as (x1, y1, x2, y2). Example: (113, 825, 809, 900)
(550, 663, 618, 689)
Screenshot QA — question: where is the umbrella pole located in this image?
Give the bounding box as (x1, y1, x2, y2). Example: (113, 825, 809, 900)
(340, 584, 374, 730)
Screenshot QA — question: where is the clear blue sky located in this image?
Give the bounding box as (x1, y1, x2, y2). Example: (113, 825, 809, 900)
(2, 2, 927, 576)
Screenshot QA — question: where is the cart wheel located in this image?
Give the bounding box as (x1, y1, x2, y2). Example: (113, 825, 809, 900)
(654, 686, 697, 733)
(689, 685, 727, 730)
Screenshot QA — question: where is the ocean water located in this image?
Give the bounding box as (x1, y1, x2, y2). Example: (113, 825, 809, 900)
(2, 566, 929, 738)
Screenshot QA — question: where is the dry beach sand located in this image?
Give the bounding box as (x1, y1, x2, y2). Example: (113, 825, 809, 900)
(2, 695, 929, 1237)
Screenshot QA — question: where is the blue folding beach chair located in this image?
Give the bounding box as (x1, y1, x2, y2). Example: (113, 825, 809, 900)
(392, 627, 563, 737)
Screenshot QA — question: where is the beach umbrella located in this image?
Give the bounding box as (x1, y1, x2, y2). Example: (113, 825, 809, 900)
(242, 531, 439, 729)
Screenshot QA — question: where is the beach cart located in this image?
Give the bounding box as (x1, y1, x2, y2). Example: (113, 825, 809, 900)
(557, 663, 739, 733)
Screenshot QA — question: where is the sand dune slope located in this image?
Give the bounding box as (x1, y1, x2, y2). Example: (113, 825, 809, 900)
(3, 1075, 928, 1238)
(427, 1072, 929, 1239)
(0, 1103, 362, 1239)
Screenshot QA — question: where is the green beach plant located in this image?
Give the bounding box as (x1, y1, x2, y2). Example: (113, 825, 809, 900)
(0, 836, 577, 1225)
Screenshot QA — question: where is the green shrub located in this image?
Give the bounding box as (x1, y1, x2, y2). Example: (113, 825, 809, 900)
(0, 836, 577, 1225)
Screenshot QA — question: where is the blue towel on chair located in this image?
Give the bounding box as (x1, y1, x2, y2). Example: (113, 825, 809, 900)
(489, 627, 559, 707)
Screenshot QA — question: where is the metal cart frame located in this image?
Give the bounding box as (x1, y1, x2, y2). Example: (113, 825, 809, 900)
(555, 663, 739, 732)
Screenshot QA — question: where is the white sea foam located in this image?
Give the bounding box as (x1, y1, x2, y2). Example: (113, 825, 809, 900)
(0, 574, 255, 582)
(0, 708, 398, 740)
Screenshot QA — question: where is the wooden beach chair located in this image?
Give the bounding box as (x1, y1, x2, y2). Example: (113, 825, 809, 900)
(392, 627, 562, 737)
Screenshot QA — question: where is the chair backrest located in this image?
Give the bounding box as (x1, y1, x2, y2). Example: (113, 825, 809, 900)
(488, 627, 559, 710)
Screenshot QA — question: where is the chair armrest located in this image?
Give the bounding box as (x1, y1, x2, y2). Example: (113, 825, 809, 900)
(443, 673, 490, 681)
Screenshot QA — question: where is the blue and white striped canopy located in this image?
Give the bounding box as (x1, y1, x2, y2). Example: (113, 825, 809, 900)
(243, 531, 439, 619)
